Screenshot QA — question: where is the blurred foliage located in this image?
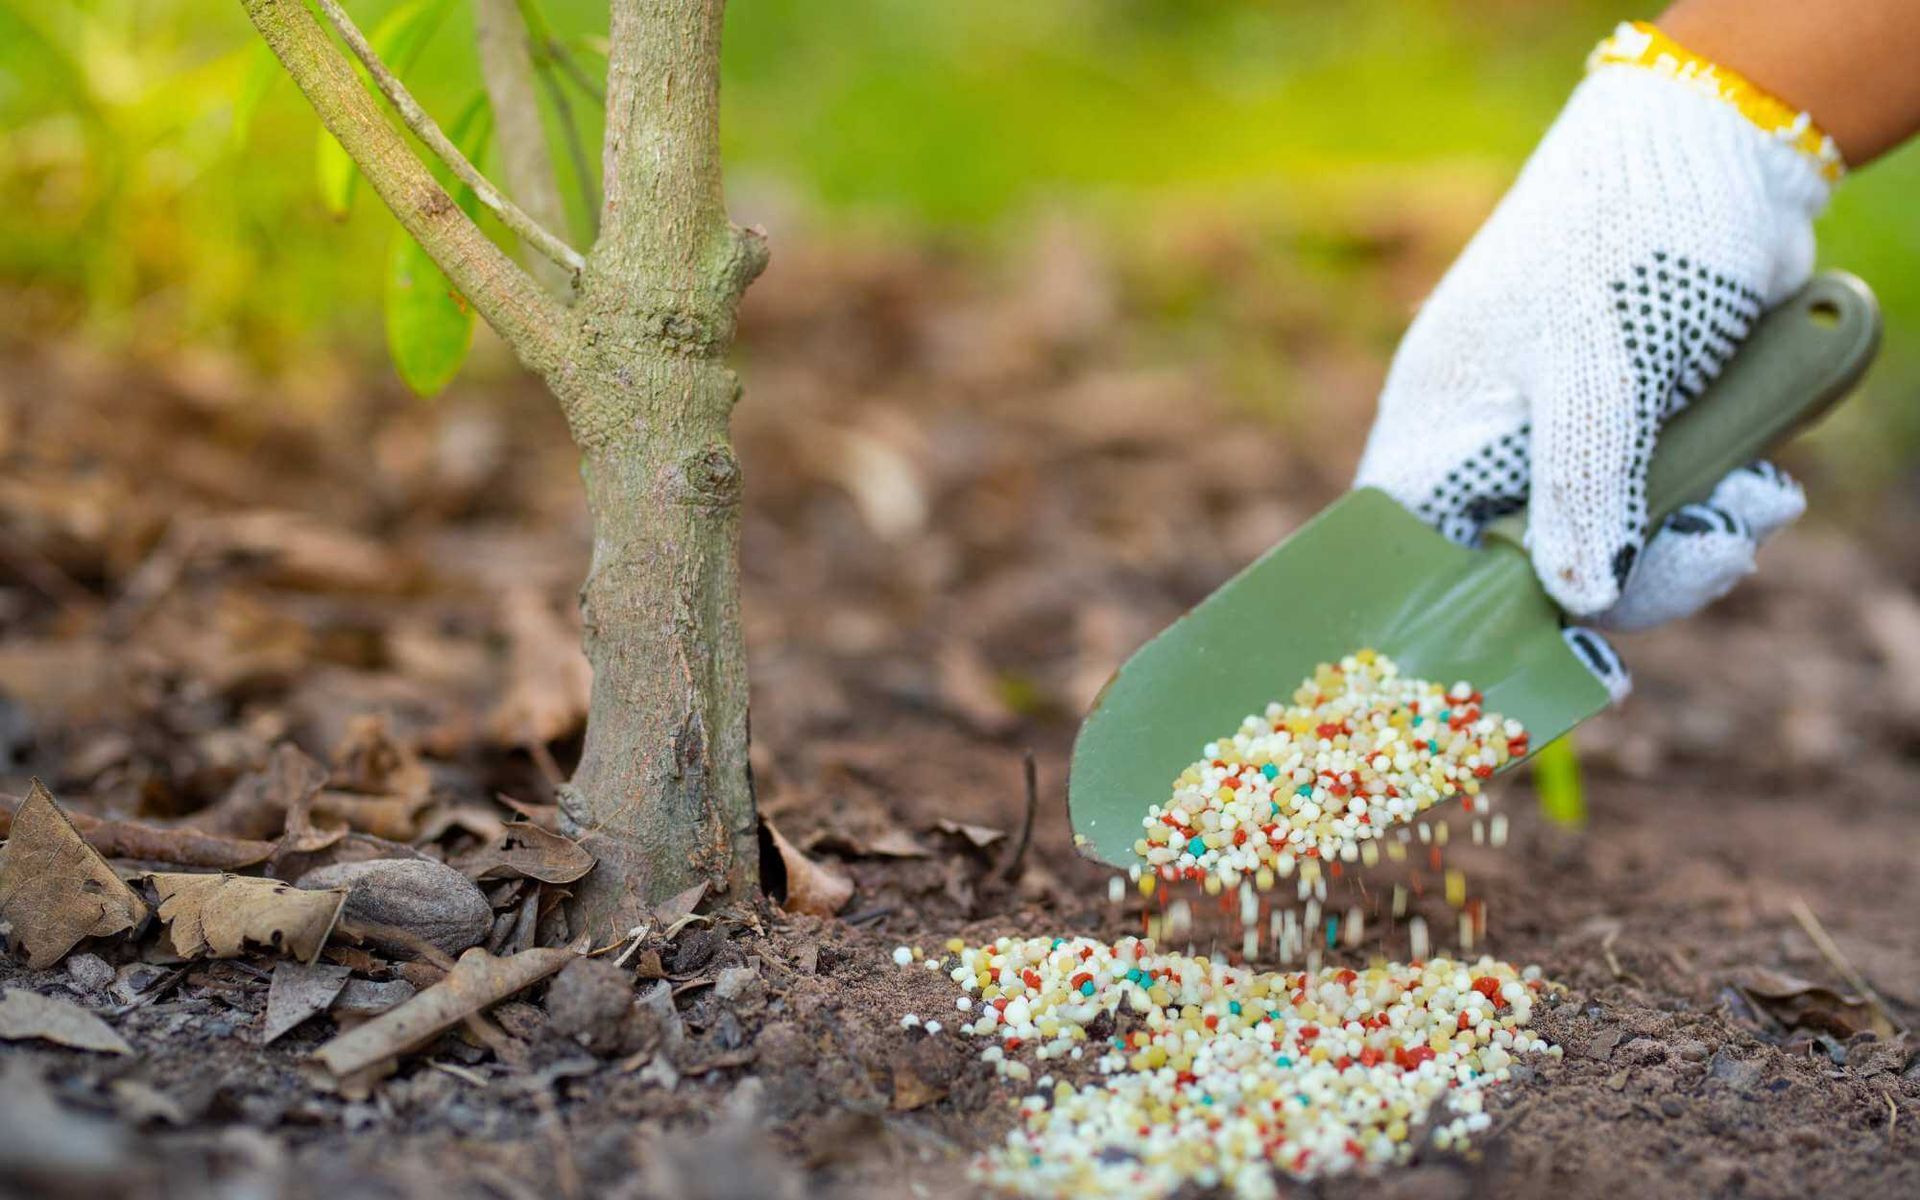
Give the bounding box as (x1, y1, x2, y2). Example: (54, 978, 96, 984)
(1, 1, 1915, 477)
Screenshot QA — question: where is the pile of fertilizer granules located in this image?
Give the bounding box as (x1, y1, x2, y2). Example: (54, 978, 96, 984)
(895, 935, 1557, 1199)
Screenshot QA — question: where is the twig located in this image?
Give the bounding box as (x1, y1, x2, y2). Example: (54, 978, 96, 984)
(312, 0, 584, 277)
(1601, 928, 1627, 980)
(514, 0, 604, 104)
(610, 923, 651, 966)
(428, 1059, 491, 1087)
(103, 965, 190, 1017)
(523, 0, 606, 107)
(549, 41, 606, 104)
(1788, 896, 1905, 1035)
(999, 749, 1038, 882)
(242, 0, 570, 371)
(530, 53, 600, 239)
(474, 0, 575, 287)
(511, 0, 601, 236)
(1889, 1094, 1900, 1144)
(461, 1011, 519, 1063)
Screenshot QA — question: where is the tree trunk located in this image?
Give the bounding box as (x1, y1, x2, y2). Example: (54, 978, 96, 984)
(245, 0, 765, 935)
(546, 0, 766, 933)
(556, 337, 758, 931)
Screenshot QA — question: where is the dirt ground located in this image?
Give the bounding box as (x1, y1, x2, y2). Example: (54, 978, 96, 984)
(2, 226, 1917, 1199)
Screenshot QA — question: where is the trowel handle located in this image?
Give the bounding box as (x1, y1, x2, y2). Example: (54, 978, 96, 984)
(1641, 270, 1880, 529)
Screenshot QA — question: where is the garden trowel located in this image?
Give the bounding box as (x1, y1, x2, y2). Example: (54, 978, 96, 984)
(1069, 271, 1880, 867)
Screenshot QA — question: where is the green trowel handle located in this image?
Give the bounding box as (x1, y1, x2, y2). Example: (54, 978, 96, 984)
(1640, 270, 1879, 528)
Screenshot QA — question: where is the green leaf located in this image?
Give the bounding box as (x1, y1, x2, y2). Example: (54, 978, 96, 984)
(312, 0, 457, 217)
(384, 94, 491, 396)
(1529, 735, 1586, 828)
(385, 233, 476, 395)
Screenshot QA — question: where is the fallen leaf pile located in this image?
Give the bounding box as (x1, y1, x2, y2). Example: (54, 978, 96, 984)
(0, 773, 607, 1084)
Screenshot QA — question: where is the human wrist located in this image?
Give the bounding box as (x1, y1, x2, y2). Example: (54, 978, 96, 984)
(1656, 0, 1920, 167)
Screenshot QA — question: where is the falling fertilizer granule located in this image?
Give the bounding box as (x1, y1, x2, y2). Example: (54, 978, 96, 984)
(1136, 649, 1525, 888)
(898, 935, 1557, 1198)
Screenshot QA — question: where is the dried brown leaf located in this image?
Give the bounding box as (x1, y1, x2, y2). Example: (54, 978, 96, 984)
(410, 803, 509, 846)
(817, 422, 929, 543)
(934, 641, 1017, 734)
(149, 872, 346, 963)
(496, 794, 561, 831)
(933, 818, 1006, 850)
(263, 961, 352, 1044)
(651, 882, 709, 936)
(0, 988, 134, 1055)
(271, 781, 350, 865)
(456, 821, 595, 884)
(109, 1079, 186, 1126)
(0, 782, 148, 968)
(1729, 965, 1896, 1039)
(330, 977, 417, 1020)
(762, 821, 852, 917)
(1861, 588, 1920, 717)
(313, 946, 575, 1077)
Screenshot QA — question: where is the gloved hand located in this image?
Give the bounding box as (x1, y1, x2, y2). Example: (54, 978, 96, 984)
(1355, 22, 1842, 700)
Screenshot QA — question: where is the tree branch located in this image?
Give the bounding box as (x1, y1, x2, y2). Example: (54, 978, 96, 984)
(536, 60, 601, 240)
(544, 36, 607, 105)
(473, 0, 573, 288)
(311, 0, 586, 279)
(514, 0, 606, 106)
(242, 0, 572, 372)
(515, 1, 601, 239)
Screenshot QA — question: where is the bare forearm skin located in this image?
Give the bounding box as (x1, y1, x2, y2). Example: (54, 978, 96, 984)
(1660, 0, 1920, 166)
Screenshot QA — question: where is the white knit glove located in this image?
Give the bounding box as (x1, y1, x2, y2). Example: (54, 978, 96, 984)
(1356, 24, 1839, 700)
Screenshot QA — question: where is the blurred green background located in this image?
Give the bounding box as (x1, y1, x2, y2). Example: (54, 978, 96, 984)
(2, 0, 1916, 487)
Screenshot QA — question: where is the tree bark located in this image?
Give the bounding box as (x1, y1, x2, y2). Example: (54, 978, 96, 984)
(558, 383, 756, 931)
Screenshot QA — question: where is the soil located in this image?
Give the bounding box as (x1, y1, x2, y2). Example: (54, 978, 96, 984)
(1, 228, 1917, 1200)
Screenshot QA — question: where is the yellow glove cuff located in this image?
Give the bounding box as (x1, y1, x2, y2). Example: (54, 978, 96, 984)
(1589, 21, 1844, 182)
